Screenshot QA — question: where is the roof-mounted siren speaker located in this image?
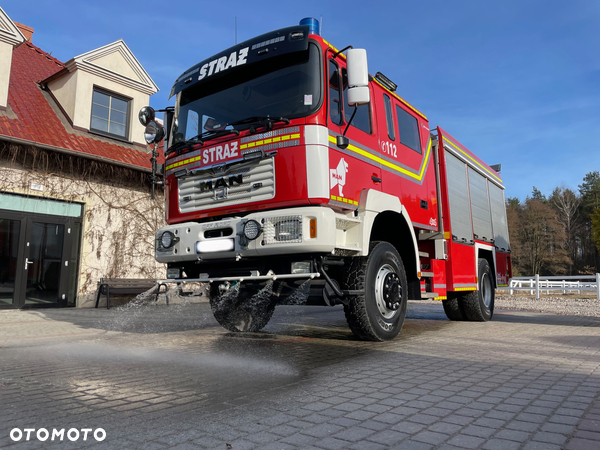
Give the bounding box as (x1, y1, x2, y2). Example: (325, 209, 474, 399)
(299, 17, 320, 36)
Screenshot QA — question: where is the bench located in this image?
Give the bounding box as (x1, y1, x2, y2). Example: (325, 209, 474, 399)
(94, 278, 168, 309)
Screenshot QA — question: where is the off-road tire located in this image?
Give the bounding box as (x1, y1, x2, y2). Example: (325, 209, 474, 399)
(209, 283, 275, 332)
(442, 297, 466, 321)
(342, 241, 408, 341)
(461, 258, 494, 321)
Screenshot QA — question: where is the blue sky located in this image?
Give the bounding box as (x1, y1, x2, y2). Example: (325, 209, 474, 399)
(4, 0, 599, 200)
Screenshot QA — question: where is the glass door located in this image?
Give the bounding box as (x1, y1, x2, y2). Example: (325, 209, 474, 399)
(0, 217, 23, 307)
(24, 221, 66, 306)
(0, 210, 82, 309)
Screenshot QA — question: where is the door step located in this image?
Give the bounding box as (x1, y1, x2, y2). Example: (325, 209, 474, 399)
(421, 292, 439, 299)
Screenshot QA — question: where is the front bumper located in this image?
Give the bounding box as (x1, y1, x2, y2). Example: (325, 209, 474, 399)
(155, 206, 340, 264)
(158, 272, 321, 284)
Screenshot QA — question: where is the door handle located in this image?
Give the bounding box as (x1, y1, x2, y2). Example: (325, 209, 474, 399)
(371, 175, 382, 183)
(25, 257, 33, 270)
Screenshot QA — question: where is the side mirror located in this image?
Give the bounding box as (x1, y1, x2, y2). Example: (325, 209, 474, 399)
(346, 49, 370, 106)
(139, 106, 156, 127)
(144, 120, 165, 144)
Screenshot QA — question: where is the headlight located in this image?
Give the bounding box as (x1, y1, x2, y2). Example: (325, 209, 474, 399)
(243, 220, 262, 241)
(275, 218, 302, 242)
(262, 215, 303, 245)
(160, 231, 175, 248)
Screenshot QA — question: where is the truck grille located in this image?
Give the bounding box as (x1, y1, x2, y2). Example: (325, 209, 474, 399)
(178, 158, 275, 212)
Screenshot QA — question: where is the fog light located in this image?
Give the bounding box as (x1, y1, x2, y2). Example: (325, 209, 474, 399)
(291, 261, 311, 274)
(167, 268, 181, 279)
(243, 219, 262, 240)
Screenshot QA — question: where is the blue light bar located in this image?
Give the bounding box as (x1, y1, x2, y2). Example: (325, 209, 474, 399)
(299, 17, 320, 36)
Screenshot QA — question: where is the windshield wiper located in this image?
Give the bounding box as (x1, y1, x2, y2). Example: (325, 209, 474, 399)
(228, 116, 290, 132)
(166, 128, 240, 156)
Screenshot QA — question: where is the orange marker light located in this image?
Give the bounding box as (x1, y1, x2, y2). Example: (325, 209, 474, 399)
(310, 219, 317, 238)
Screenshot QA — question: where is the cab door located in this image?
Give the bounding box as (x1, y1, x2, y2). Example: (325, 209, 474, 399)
(326, 56, 381, 210)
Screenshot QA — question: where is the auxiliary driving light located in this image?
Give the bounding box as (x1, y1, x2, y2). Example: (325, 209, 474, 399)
(243, 219, 262, 241)
(160, 231, 176, 249)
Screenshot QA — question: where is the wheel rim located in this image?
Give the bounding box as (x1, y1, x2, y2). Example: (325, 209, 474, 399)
(481, 272, 492, 308)
(375, 264, 401, 319)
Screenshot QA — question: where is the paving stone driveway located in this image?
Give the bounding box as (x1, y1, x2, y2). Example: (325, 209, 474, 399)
(0, 300, 599, 449)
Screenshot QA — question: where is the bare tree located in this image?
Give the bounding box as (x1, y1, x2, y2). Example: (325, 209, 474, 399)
(550, 187, 580, 274)
(509, 198, 570, 276)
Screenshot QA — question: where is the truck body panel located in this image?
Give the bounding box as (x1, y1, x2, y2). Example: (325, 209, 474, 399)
(147, 20, 512, 339)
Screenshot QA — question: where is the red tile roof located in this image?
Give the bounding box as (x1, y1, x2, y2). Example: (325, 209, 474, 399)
(0, 42, 163, 171)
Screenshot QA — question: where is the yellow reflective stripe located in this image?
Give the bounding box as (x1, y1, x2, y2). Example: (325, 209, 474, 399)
(167, 131, 296, 167)
(322, 39, 341, 56)
(444, 138, 502, 183)
(166, 155, 203, 171)
(329, 136, 431, 182)
(454, 287, 477, 291)
(240, 133, 300, 150)
(330, 195, 358, 206)
(373, 79, 427, 120)
(434, 296, 447, 300)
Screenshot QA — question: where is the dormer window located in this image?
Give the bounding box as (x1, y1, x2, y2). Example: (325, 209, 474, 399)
(90, 88, 130, 139)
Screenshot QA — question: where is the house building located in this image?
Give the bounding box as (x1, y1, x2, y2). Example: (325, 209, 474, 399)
(0, 8, 165, 309)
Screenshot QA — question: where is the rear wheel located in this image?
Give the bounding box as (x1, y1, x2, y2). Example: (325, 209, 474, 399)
(209, 283, 275, 332)
(460, 258, 494, 321)
(442, 297, 466, 321)
(342, 242, 408, 341)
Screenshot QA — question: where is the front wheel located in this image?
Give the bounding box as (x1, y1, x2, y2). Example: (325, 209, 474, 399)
(342, 242, 408, 341)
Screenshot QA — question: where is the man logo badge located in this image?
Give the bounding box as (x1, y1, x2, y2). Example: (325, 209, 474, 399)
(199, 174, 244, 193)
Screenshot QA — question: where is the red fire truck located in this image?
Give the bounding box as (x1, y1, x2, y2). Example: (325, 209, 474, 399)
(139, 18, 511, 341)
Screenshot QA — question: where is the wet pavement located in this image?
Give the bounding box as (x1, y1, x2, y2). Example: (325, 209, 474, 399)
(0, 299, 599, 449)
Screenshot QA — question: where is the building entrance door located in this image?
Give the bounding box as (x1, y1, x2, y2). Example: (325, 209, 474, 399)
(0, 216, 22, 307)
(0, 200, 82, 309)
(23, 219, 67, 307)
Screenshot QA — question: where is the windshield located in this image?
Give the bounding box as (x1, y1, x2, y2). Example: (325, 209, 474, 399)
(169, 43, 322, 148)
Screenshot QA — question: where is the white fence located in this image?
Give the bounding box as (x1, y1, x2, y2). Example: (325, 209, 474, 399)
(498, 274, 600, 299)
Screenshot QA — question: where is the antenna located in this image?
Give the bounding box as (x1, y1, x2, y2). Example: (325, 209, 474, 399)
(235, 17, 237, 44)
(320, 15, 323, 35)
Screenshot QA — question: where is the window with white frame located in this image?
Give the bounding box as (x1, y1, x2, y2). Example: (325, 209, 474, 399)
(90, 89, 129, 139)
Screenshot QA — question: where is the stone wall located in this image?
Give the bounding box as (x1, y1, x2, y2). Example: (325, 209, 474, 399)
(0, 142, 165, 307)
